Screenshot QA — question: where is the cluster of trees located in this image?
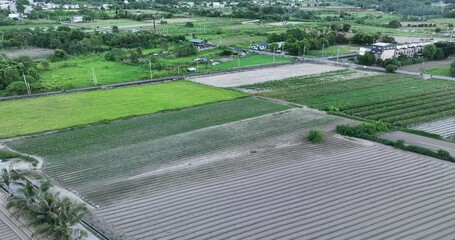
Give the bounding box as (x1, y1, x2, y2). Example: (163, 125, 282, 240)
(1, 168, 89, 240)
(266, 28, 350, 56)
(0, 55, 43, 94)
(343, 0, 441, 16)
(1, 27, 186, 55)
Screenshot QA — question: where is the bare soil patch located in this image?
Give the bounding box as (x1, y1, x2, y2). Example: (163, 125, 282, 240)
(188, 63, 346, 87)
(1, 47, 54, 60)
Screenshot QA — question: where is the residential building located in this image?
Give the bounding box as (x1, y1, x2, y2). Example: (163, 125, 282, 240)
(370, 42, 396, 60)
(190, 39, 215, 50)
(251, 42, 269, 51)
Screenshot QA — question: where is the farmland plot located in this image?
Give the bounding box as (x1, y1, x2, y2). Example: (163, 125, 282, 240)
(94, 141, 455, 240)
(413, 117, 455, 140)
(0, 81, 246, 139)
(242, 73, 455, 134)
(5, 98, 294, 206)
(8, 99, 455, 239)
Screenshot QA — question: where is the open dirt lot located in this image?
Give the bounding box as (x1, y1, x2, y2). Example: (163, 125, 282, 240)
(0, 47, 54, 60)
(266, 21, 305, 26)
(188, 63, 345, 87)
(392, 36, 445, 43)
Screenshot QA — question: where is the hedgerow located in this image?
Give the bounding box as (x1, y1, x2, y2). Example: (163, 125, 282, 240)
(336, 123, 455, 162)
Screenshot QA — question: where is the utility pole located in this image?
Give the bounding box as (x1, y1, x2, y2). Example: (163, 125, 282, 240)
(337, 48, 340, 62)
(273, 47, 276, 63)
(303, 45, 306, 60)
(23, 74, 31, 95)
(153, 17, 156, 32)
(219, 35, 222, 46)
(421, 61, 425, 75)
(149, 61, 153, 79)
(91, 68, 98, 86)
(237, 55, 240, 68)
(322, 43, 325, 58)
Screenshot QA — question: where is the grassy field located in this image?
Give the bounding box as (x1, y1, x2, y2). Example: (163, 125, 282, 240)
(39, 53, 292, 90)
(425, 65, 451, 77)
(0, 81, 246, 138)
(242, 72, 455, 127)
(40, 55, 151, 89)
(210, 54, 291, 70)
(306, 45, 354, 58)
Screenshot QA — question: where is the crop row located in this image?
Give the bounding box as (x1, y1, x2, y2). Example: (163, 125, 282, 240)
(396, 109, 455, 127)
(342, 87, 455, 111)
(94, 142, 452, 240)
(343, 89, 455, 114)
(359, 97, 455, 121)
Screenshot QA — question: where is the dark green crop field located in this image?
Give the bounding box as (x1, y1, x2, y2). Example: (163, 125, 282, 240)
(242, 73, 455, 127)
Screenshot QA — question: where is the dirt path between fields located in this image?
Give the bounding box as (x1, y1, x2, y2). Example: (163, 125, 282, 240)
(381, 131, 455, 156)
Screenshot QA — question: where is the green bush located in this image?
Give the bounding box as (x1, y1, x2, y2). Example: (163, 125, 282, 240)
(385, 64, 398, 73)
(308, 128, 325, 143)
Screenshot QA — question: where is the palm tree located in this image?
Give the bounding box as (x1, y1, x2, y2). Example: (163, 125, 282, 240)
(8, 187, 89, 240)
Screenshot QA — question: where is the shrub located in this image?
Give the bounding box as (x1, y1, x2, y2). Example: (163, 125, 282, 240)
(385, 64, 398, 73)
(48, 49, 67, 62)
(308, 128, 325, 143)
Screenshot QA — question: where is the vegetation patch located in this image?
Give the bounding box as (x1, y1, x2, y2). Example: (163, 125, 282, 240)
(307, 128, 325, 143)
(0, 81, 247, 139)
(0, 150, 38, 166)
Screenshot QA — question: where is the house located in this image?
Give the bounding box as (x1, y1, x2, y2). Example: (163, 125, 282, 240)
(72, 15, 84, 23)
(251, 42, 269, 51)
(228, 47, 247, 56)
(7, 13, 21, 20)
(370, 42, 396, 60)
(190, 39, 215, 50)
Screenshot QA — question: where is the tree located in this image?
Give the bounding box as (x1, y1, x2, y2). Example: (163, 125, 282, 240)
(185, 22, 194, 28)
(112, 25, 119, 33)
(15, 0, 28, 14)
(450, 61, 455, 77)
(342, 24, 351, 32)
(422, 44, 437, 59)
(7, 184, 89, 240)
(357, 52, 376, 66)
(388, 20, 401, 28)
(435, 28, 442, 33)
(48, 49, 67, 62)
(174, 43, 197, 57)
(130, 50, 139, 63)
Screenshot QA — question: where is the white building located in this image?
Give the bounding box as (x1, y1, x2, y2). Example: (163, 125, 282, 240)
(72, 15, 84, 23)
